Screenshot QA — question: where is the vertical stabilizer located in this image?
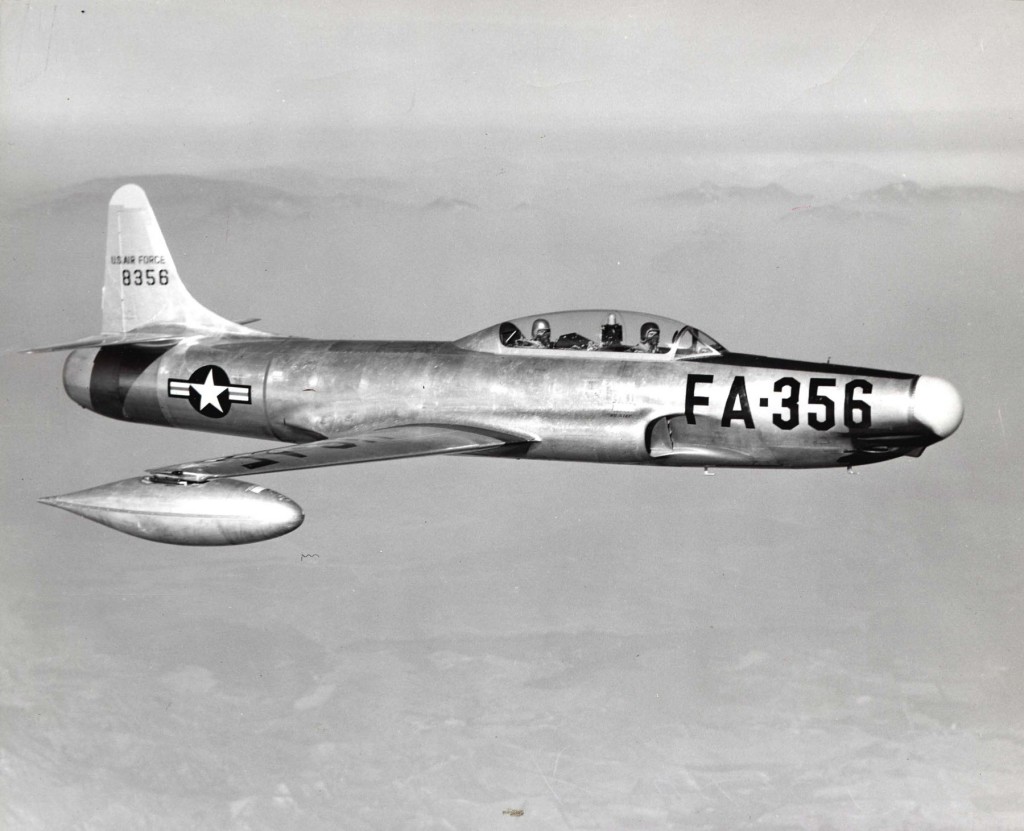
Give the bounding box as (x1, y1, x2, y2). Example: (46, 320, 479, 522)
(102, 185, 255, 336)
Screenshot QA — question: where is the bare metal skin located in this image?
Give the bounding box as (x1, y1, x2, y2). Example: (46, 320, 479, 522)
(30, 186, 964, 545)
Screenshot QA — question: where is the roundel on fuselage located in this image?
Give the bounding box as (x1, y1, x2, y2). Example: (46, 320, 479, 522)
(167, 364, 252, 418)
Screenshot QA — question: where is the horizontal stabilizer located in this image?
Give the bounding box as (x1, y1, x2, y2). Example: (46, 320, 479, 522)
(21, 331, 184, 354)
(20, 326, 271, 354)
(148, 423, 535, 481)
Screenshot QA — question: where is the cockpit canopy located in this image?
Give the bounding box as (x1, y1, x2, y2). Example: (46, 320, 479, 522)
(455, 310, 725, 360)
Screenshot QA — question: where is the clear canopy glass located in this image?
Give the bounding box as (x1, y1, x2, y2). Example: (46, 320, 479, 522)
(456, 310, 725, 360)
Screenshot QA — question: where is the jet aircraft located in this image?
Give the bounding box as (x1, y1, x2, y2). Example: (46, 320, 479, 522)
(29, 185, 964, 545)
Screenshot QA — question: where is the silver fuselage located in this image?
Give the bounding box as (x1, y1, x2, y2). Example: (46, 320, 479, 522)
(62, 336, 942, 469)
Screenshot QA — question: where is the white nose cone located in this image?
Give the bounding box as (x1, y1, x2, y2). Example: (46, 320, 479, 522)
(912, 376, 964, 438)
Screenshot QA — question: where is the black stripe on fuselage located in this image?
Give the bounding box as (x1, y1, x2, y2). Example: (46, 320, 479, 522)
(327, 341, 463, 355)
(91, 345, 174, 419)
(703, 353, 917, 379)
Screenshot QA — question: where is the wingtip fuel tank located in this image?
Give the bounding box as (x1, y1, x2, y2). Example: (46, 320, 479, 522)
(39, 477, 303, 545)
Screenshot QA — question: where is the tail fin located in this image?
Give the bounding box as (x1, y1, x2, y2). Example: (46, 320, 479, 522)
(102, 184, 255, 336)
(21, 185, 263, 353)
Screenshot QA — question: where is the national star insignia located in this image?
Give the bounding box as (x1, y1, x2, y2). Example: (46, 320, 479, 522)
(167, 365, 251, 417)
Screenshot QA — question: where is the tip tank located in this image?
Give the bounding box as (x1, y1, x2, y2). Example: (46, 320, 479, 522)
(40, 476, 303, 545)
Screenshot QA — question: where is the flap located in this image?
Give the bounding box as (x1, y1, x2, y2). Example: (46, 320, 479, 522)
(148, 423, 534, 481)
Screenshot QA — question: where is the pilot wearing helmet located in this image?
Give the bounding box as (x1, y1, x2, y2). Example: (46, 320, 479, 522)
(519, 318, 553, 348)
(633, 322, 661, 353)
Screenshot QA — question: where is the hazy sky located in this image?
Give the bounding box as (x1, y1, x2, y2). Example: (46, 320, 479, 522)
(3, 1, 1023, 191)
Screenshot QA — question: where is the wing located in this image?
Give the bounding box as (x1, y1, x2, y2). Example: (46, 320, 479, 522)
(148, 423, 534, 481)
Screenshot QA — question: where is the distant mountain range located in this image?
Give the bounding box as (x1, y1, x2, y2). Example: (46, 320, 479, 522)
(649, 182, 814, 205)
(647, 179, 1024, 212)
(19, 175, 312, 219)
(9, 171, 1024, 220)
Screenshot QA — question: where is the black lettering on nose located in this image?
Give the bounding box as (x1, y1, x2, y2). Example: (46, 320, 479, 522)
(721, 376, 754, 428)
(684, 374, 714, 424)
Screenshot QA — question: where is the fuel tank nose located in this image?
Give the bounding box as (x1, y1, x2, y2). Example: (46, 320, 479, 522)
(912, 375, 964, 439)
